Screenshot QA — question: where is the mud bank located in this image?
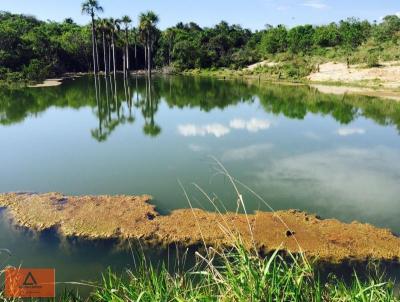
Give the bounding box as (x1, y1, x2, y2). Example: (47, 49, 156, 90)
(0, 192, 399, 263)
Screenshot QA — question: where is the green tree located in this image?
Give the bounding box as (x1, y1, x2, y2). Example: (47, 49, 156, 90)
(139, 11, 159, 76)
(109, 18, 121, 77)
(81, 0, 103, 74)
(98, 19, 110, 74)
(374, 15, 400, 43)
(313, 23, 340, 47)
(260, 25, 288, 54)
(121, 15, 132, 72)
(287, 25, 315, 53)
(339, 18, 369, 49)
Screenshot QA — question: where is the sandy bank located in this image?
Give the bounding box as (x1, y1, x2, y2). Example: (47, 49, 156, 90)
(308, 61, 400, 90)
(246, 60, 278, 71)
(28, 78, 64, 88)
(1, 192, 399, 263)
(27, 74, 84, 88)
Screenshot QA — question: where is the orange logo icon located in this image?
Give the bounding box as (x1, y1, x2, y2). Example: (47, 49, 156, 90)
(5, 268, 55, 298)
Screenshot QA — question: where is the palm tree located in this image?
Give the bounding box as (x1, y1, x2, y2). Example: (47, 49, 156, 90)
(81, 0, 103, 74)
(131, 27, 139, 70)
(139, 11, 159, 76)
(98, 19, 110, 75)
(121, 15, 132, 73)
(109, 18, 121, 78)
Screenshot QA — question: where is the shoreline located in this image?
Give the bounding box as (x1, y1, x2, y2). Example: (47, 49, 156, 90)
(182, 69, 400, 101)
(1, 192, 399, 263)
(11, 69, 400, 101)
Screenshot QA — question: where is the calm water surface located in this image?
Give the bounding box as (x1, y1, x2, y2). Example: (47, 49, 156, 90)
(0, 75, 399, 287)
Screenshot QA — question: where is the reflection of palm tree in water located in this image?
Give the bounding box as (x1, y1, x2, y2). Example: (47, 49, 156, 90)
(142, 76, 161, 137)
(91, 74, 162, 141)
(91, 75, 135, 141)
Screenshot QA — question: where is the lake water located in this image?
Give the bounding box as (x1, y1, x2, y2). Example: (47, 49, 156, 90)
(0, 75, 400, 289)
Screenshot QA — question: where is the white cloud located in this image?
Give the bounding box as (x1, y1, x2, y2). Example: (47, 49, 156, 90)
(302, 0, 328, 9)
(229, 118, 272, 133)
(222, 143, 274, 161)
(396, 12, 400, 18)
(336, 128, 366, 136)
(178, 123, 230, 138)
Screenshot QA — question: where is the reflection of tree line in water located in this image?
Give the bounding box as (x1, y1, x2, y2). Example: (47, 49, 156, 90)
(0, 75, 400, 140)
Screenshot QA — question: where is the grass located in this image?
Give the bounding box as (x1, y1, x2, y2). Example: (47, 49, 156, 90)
(0, 245, 398, 301)
(91, 243, 398, 302)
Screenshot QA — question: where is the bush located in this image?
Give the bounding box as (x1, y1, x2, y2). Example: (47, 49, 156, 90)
(22, 59, 52, 82)
(366, 52, 380, 68)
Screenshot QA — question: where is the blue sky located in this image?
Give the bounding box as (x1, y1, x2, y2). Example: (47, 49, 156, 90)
(1, 0, 399, 30)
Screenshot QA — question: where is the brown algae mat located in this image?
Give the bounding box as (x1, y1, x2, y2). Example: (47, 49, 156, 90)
(0, 192, 399, 263)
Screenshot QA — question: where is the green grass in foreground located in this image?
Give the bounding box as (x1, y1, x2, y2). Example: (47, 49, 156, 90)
(1, 242, 397, 302)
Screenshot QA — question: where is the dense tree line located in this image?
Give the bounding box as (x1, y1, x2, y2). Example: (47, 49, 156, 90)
(0, 2, 399, 82)
(260, 16, 400, 55)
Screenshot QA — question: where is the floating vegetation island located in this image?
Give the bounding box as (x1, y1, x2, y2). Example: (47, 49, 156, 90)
(1, 192, 399, 263)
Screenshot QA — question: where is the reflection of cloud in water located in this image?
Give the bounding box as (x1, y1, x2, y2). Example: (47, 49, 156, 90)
(178, 124, 230, 138)
(188, 144, 208, 152)
(222, 143, 274, 161)
(230, 118, 271, 132)
(254, 147, 400, 226)
(337, 127, 366, 136)
(304, 131, 321, 140)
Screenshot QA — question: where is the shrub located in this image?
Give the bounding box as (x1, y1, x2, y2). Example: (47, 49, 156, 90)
(22, 59, 52, 82)
(366, 52, 380, 68)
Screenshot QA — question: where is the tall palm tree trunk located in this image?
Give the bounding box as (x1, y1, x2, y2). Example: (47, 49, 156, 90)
(125, 29, 130, 72)
(108, 42, 111, 74)
(102, 32, 107, 75)
(134, 43, 137, 70)
(112, 33, 116, 78)
(144, 44, 147, 71)
(91, 15, 97, 74)
(127, 45, 130, 71)
(147, 43, 151, 76)
(147, 31, 151, 76)
(95, 34, 100, 73)
(123, 53, 126, 76)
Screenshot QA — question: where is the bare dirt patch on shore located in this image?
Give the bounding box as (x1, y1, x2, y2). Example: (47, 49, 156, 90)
(246, 60, 278, 71)
(28, 78, 63, 88)
(1, 192, 399, 263)
(308, 61, 400, 89)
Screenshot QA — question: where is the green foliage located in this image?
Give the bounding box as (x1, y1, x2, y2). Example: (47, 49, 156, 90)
(374, 15, 400, 43)
(260, 25, 288, 54)
(156, 21, 258, 70)
(365, 51, 380, 68)
(22, 59, 52, 81)
(339, 18, 371, 50)
(0, 12, 92, 82)
(288, 25, 315, 54)
(313, 23, 341, 47)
